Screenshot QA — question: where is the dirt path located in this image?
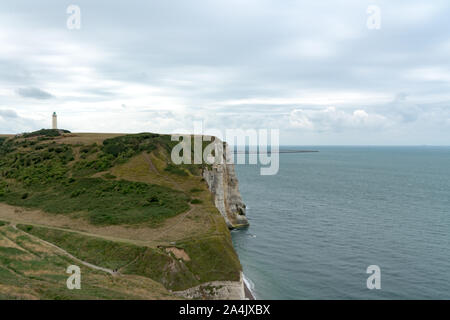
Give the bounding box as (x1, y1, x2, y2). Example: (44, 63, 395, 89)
(0, 203, 196, 245)
(0, 228, 40, 259)
(141, 152, 201, 240)
(0, 204, 203, 245)
(142, 152, 180, 190)
(143, 152, 159, 175)
(152, 205, 196, 241)
(11, 224, 116, 276)
(0, 212, 154, 246)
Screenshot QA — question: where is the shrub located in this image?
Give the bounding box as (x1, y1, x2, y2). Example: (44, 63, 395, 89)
(165, 164, 188, 176)
(22, 129, 70, 138)
(102, 173, 116, 180)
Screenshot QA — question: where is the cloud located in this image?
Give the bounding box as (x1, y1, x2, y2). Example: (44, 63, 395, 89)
(0, 109, 42, 133)
(0, 1, 449, 144)
(0, 109, 18, 119)
(16, 87, 54, 100)
(405, 67, 450, 83)
(289, 107, 389, 132)
(288, 109, 314, 129)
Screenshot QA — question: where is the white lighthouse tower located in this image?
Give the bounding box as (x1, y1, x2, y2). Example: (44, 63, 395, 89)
(52, 112, 57, 130)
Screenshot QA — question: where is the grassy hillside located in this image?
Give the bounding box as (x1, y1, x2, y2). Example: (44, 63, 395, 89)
(0, 131, 194, 226)
(0, 222, 176, 299)
(0, 130, 241, 299)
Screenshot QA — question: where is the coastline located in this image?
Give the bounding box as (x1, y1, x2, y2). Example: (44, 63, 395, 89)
(203, 141, 253, 299)
(243, 274, 256, 300)
(244, 282, 255, 300)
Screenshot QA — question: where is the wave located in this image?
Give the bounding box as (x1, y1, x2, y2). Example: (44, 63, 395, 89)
(243, 273, 256, 299)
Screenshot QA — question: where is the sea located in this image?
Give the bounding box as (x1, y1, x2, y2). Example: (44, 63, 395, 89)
(231, 146, 450, 299)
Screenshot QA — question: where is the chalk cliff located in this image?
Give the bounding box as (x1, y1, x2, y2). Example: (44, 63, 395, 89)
(174, 272, 245, 300)
(172, 142, 250, 299)
(203, 143, 249, 229)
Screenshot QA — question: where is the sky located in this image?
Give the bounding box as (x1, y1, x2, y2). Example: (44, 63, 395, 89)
(0, 0, 450, 145)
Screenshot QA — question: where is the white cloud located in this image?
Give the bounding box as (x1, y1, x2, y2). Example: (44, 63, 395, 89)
(405, 67, 450, 83)
(387, 2, 442, 25)
(289, 107, 389, 131)
(215, 91, 392, 107)
(288, 109, 314, 129)
(277, 39, 337, 59)
(0, 1, 450, 144)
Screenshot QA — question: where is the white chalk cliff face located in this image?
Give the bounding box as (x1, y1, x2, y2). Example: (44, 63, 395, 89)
(175, 144, 249, 300)
(203, 143, 249, 229)
(174, 272, 245, 300)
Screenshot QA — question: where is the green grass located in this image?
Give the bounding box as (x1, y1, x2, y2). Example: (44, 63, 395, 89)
(0, 132, 196, 226)
(177, 237, 241, 283)
(0, 246, 24, 256)
(3, 178, 190, 226)
(102, 173, 116, 180)
(16, 224, 193, 290)
(165, 163, 188, 176)
(0, 132, 243, 296)
(18, 224, 145, 269)
(0, 226, 175, 299)
(18, 225, 187, 289)
(18, 225, 241, 291)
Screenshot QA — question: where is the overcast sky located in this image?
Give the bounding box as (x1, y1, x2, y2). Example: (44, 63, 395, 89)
(1, 0, 450, 145)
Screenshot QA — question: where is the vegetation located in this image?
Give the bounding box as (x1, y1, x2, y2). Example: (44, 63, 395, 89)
(164, 163, 189, 176)
(22, 129, 71, 138)
(0, 132, 194, 226)
(0, 131, 242, 298)
(18, 225, 240, 291)
(18, 224, 146, 269)
(0, 225, 175, 299)
(177, 237, 241, 283)
(3, 178, 189, 225)
(102, 173, 116, 180)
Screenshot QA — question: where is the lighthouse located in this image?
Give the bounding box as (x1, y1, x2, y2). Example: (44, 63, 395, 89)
(52, 112, 57, 130)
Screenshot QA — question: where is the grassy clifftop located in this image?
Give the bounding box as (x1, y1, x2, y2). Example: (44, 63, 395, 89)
(0, 130, 241, 299)
(0, 131, 195, 226)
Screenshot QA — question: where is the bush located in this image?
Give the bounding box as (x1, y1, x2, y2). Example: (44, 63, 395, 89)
(165, 164, 188, 176)
(0, 133, 194, 226)
(3, 178, 190, 226)
(22, 129, 70, 138)
(102, 173, 116, 180)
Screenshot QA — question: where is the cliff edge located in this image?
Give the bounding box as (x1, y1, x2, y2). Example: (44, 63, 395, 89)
(203, 143, 249, 229)
(0, 131, 246, 300)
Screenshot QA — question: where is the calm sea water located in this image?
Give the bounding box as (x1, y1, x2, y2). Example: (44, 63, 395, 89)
(232, 146, 450, 299)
